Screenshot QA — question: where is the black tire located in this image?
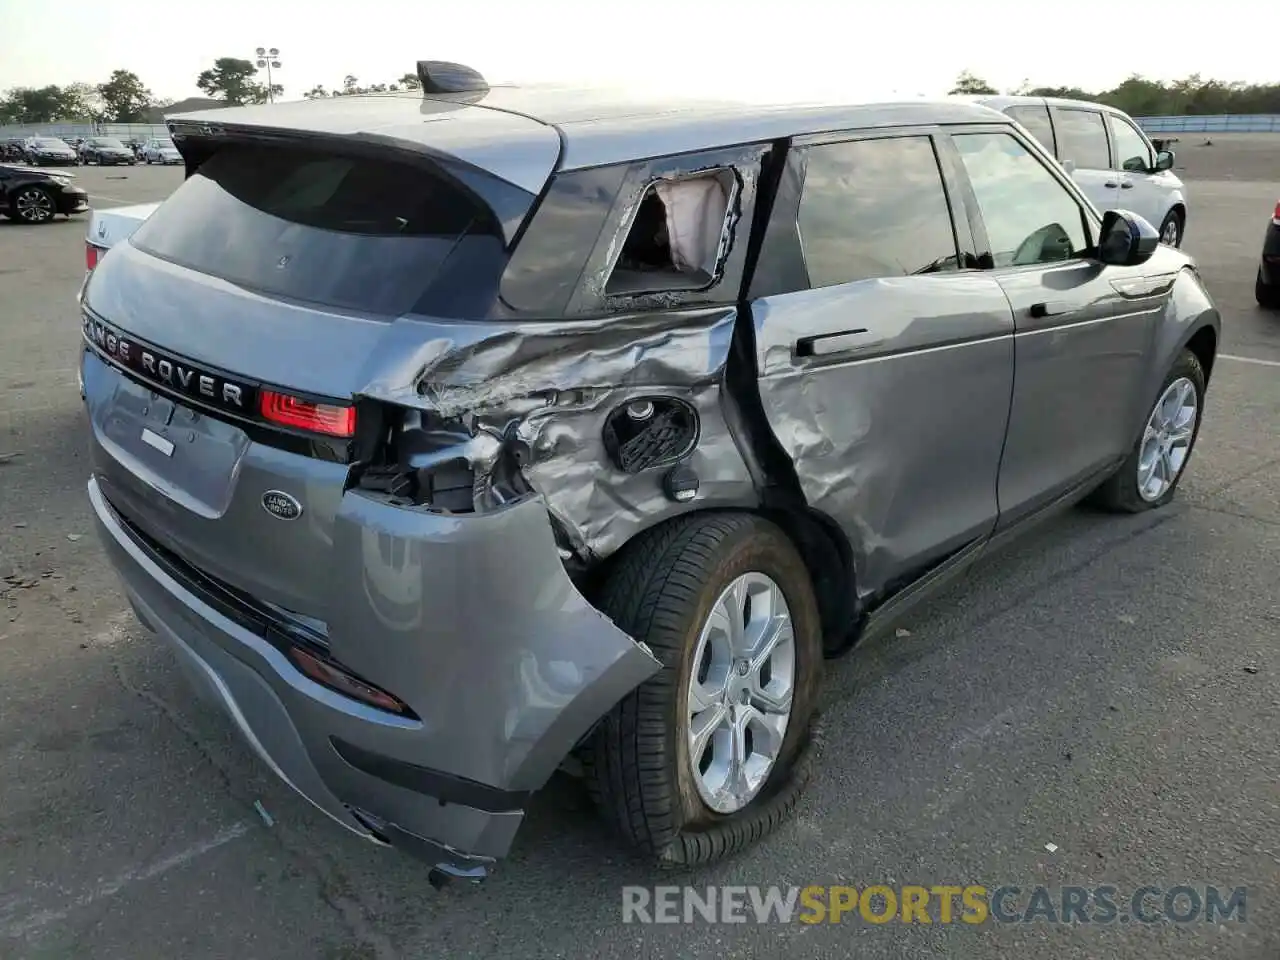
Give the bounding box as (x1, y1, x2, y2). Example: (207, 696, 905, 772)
(1158, 209, 1184, 247)
(1089, 349, 1206, 512)
(1257, 268, 1280, 309)
(4, 185, 57, 224)
(583, 512, 823, 867)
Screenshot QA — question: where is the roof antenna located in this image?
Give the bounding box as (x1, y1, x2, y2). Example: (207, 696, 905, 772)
(416, 61, 489, 95)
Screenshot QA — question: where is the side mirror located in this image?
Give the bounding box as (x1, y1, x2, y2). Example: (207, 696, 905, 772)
(1154, 150, 1175, 171)
(1061, 158, 1076, 175)
(1098, 210, 1160, 266)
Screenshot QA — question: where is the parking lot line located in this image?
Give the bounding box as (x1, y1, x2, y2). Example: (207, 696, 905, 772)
(1219, 353, 1280, 368)
(0, 822, 251, 940)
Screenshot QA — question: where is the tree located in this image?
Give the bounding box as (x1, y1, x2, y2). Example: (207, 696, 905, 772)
(303, 84, 329, 99)
(196, 58, 273, 105)
(398, 72, 420, 91)
(97, 70, 154, 122)
(950, 71, 998, 96)
(0, 84, 96, 123)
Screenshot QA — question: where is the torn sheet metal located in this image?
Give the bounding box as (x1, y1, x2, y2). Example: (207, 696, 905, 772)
(356, 306, 759, 562)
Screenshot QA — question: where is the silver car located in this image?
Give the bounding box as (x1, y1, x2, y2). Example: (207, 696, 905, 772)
(81, 62, 1220, 884)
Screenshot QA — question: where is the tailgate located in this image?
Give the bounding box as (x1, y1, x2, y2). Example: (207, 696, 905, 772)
(81, 130, 556, 624)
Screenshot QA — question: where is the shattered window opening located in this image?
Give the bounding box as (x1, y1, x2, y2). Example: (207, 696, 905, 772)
(606, 169, 735, 297)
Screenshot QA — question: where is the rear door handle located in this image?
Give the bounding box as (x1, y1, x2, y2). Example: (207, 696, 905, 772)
(1120, 181, 1134, 189)
(1029, 301, 1081, 319)
(795, 328, 870, 357)
(1104, 181, 1119, 188)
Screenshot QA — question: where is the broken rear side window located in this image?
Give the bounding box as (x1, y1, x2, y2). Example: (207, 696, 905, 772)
(607, 169, 736, 297)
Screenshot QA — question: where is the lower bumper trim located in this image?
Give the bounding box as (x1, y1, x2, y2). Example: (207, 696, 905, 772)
(332, 736, 530, 814)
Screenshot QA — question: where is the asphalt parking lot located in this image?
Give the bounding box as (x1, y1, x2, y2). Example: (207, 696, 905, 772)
(2, 141, 1280, 959)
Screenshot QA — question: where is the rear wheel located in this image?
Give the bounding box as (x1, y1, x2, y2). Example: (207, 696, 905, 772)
(1090, 349, 1205, 512)
(1257, 268, 1280, 309)
(6, 186, 56, 224)
(584, 512, 823, 866)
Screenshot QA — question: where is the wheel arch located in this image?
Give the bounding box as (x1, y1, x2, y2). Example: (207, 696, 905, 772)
(581, 502, 859, 659)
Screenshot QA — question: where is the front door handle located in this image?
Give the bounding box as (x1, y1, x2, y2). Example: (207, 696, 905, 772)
(1029, 300, 1081, 319)
(1120, 181, 1134, 189)
(1104, 181, 1119, 188)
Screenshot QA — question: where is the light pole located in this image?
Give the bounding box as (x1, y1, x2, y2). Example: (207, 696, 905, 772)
(255, 47, 282, 103)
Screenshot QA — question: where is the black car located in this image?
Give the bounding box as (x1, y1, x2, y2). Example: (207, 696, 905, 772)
(1257, 199, 1280, 310)
(24, 137, 80, 166)
(80, 137, 137, 166)
(0, 163, 89, 223)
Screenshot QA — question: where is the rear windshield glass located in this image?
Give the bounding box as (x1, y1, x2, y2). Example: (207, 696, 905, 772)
(129, 142, 498, 316)
(93, 138, 127, 148)
(35, 139, 67, 148)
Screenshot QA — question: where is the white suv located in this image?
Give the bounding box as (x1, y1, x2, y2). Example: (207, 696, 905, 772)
(975, 95, 1188, 247)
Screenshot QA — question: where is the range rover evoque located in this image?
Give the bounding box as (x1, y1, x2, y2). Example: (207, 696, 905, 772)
(81, 61, 1220, 884)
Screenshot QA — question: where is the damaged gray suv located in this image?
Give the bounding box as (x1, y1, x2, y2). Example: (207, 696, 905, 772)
(81, 62, 1220, 883)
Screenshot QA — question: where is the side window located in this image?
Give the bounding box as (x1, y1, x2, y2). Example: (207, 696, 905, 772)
(1052, 108, 1111, 170)
(607, 168, 737, 296)
(797, 135, 959, 288)
(1004, 105, 1055, 155)
(952, 132, 1090, 268)
(1108, 115, 1154, 172)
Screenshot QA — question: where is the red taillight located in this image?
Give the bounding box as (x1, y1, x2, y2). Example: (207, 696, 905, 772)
(1273, 199, 1280, 222)
(85, 242, 103, 271)
(260, 389, 356, 438)
(288, 646, 411, 715)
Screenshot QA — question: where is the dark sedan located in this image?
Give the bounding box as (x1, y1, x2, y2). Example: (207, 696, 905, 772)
(80, 137, 136, 166)
(1257, 199, 1280, 310)
(25, 137, 80, 166)
(0, 163, 89, 223)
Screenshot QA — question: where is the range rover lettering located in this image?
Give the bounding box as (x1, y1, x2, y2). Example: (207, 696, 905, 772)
(81, 62, 1220, 885)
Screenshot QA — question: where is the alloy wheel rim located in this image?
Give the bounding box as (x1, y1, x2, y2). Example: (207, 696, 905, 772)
(1137, 376, 1198, 502)
(685, 572, 796, 814)
(1161, 218, 1180, 245)
(16, 189, 53, 222)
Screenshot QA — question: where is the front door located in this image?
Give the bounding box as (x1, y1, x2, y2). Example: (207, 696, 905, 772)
(1106, 112, 1168, 230)
(946, 127, 1159, 527)
(1051, 105, 1119, 216)
(747, 130, 1015, 605)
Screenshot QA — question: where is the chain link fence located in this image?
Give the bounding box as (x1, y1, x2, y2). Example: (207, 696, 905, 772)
(0, 122, 171, 141)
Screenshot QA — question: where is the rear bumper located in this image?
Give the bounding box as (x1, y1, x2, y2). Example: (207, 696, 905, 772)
(89, 473, 659, 873)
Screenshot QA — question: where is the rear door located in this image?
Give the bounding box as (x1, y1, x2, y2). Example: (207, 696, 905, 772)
(748, 128, 1015, 605)
(1049, 105, 1118, 214)
(943, 126, 1159, 526)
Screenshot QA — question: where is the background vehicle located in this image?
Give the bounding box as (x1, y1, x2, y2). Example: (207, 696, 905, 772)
(1257, 199, 1280, 309)
(141, 137, 182, 164)
(84, 202, 158, 271)
(23, 136, 80, 167)
(80, 70, 1219, 883)
(0, 163, 88, 223)
(80, 137, 137, 166)
(975, 95, 1188, 247)
(2, 138, 25, 162)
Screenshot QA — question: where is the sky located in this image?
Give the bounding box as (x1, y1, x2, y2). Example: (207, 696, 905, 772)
(0, 0, 1273, 105)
